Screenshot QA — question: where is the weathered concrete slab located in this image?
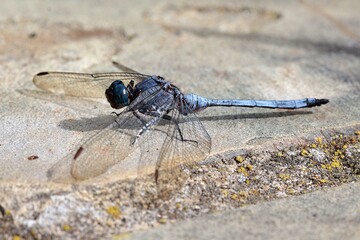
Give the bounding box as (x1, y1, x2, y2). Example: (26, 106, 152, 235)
(131, 182, 360, 240)
(0, 0, 359, 183)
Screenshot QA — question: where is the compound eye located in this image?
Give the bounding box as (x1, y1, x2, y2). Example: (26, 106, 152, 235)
(105, 80, 130, 109)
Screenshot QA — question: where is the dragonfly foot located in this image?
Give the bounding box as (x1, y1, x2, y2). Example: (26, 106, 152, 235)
(111, 111, 121, 116)
(182, 139, 199, 146)
(131, 136, 138, 145)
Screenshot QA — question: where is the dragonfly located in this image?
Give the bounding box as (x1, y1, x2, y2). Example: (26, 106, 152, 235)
(33, 62, 329, 198)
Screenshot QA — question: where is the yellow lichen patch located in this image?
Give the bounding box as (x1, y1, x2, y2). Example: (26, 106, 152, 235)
(231, 193, 238, 200)
(112, 233, 131, 240)
(248, 189, 259, 195)
(175, 202, 182, 209)
(310, 143, 317, 148)
(5, 209, 12, 216)
(277, 151, 284, 157)
(246, 179, 250, 185)
(12, 236, 21, 240)
(334, 150, 342, 156)
(315, 137, 323, 144)
(321, 158, 342, 172)
(62, 224, 72, 231)
(355, 130, 360, 135)
(230, 191, 249, 201)
(106, 206, 121, 218)
(321, 164, 330, 171)
(235, 156, 244, 163)
(158, 218, 167, 224)
(221, 189, 229, 197)
(278, 173, 290, 180)
(330, 158, 342, 168)
(319, 179, 329, 183)
(246, 164, 253, 171)
(238, 191, 248, 198)
(286, 188, 295, 194)
(237, 166, 249, 176)
(29, 229, 38, 239)
(301, 149, 309, 156)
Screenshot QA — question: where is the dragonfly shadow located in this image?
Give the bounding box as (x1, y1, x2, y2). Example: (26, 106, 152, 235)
(198, 110, 313, 122)
(169, 26, 360, 58)
(58, 110, 312, 132)
(59, 114, 117, 132)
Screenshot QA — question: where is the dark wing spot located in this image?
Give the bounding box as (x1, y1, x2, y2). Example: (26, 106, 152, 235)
(155, 169, 159, 183)
(0, 204, 5, 216)
(73, 147, 84, 160)
(27, 155, 39, 160)
(36, 72, 49, 76)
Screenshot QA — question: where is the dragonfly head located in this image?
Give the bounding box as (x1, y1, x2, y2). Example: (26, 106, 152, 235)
(105, 80, 130, 109)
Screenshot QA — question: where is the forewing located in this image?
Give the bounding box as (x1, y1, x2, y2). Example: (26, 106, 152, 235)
(155, 102, 211, 199)
(33, 72, 150, 98)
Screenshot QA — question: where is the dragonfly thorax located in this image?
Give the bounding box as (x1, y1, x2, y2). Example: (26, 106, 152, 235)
(105, 80, 130, 109)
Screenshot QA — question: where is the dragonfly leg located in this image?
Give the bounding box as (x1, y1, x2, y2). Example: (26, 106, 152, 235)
(132, 111, 148, 126)
(132, 115, 162, 144)
(127, 80, 135, 101)
(162, 115, 198, 145)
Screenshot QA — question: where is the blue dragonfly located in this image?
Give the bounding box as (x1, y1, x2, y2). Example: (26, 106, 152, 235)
(33, 62, 329, 198)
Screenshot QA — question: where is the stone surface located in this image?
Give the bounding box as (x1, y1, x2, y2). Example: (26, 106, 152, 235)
(131, 182, 360, 240)
(0, 0, 359, 239)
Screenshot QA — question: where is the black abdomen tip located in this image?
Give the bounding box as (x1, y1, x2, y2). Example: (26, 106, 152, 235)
(36, 72, 49, 76)
(316, 99, 329, 105)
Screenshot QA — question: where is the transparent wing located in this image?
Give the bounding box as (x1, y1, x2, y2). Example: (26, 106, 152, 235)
(112, 61, 139, 73)
(17, 89, 108, 116)
(155, 100, 212, 199)
(47, 82, 165, 182)
(33, 71, 150, 98)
